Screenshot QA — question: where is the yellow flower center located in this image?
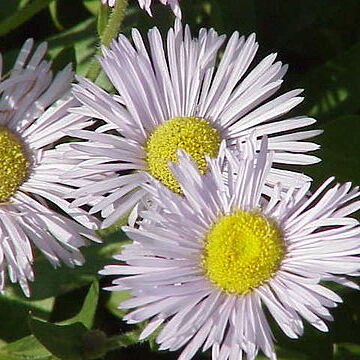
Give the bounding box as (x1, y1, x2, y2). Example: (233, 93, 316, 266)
(145, 116, 221, 193)
(0, 126, 29, 202)
(202, 210, 284, 294)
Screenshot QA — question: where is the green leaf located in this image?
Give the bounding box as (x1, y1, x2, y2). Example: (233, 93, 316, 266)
(0, 0, 27, 23)
(0, 0, 34, 25)
(46, 17, 98, 76)
(51, 46, 77, 73)
(30, 318, 88, 360)
(28, 282, 103, 359)
(48, 0, 64, 30)
(106, 290, 131, 319)
(0, 292, 54, 343)
(0, 282, 101, 360)
(82, 0, 100, 16)
(297, 42, 360, 123)
(0, 0, 55, 37)
(334, 343, 360, 359)
(0, 336, 51, 360)
(63, 281, 99, 330)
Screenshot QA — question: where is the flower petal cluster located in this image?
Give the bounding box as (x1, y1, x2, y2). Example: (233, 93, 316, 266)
(68, 21, 321, 228)
(0, 39, 100, 295)
(101, 0, 182, 18)
(101, 137, 360, 360)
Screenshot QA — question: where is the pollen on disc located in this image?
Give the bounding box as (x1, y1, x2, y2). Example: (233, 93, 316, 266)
(145, 116, 221, 193)
(202, 210, 285, 294)
(0, 126, 30, 202)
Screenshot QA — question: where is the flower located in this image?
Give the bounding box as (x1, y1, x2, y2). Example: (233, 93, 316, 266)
(0, 39, 100, 296)
(68, 21, 321, 228)
(100, 137, 360, 360)
(101, 0, 181, 18)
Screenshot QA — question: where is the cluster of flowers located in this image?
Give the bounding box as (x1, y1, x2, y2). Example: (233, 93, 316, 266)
(1, 1, 359, 359)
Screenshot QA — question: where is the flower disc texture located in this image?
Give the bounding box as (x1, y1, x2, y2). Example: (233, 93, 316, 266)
(101, 138, 360, 360)
(68, 21, 321, 228)
(0, 39, 101, 295)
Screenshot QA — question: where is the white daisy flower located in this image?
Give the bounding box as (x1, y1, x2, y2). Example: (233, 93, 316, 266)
(100, 136, 360, 360)
(68, 21, 321, 228)
(0, 39, 101, 296)
(101, 0, 181, 18)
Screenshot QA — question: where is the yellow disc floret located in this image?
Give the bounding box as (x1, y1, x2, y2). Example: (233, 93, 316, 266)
(202, 210, 284, 294)
(0, 126, 29, 202)
(145, 116, 221, 193)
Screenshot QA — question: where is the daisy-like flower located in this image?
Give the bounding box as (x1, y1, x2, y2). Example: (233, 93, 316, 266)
(100, 137, 360, 360)
(0, 39, 101, 296)
(68, 21, 321, 228)
(101, 0, 181, 18)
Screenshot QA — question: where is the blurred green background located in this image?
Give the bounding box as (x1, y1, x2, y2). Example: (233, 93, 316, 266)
(0, 0, 360, 359)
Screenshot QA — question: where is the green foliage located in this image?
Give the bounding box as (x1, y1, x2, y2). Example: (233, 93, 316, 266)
(0, 336, 52, 360)
(62, 281, 99, 329)
(48, 0, 64, 31)
(298, 43, 360, 123)
(0, 0, 55, 37)
(30, 319, 88, 360)
(0, 294, 53, 343)
(334, 343, 360, 360)
(0, 281, 99, 360)
(24, 234, 123, 300)
(46, 18, 98, 75)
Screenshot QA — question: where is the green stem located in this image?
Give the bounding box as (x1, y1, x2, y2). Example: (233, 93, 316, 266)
(86, 0, 128, 82)
(106, 330, 141, 351)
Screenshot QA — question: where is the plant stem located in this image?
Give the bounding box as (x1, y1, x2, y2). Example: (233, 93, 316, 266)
(86, 0, 128, 82)
(106, 330, 141, 351)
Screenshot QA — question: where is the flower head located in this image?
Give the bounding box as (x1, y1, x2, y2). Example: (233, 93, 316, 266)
(101, 0, 182, 18)
(68, 21, 321, 228)
(100, 137, 360, 360)
(0, 39, 100, 295)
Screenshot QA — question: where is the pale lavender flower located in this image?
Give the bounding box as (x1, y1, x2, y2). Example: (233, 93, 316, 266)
(101, 137, 360, 360)
(68, 21, 321, 228)
(0, 39, 101, 296)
